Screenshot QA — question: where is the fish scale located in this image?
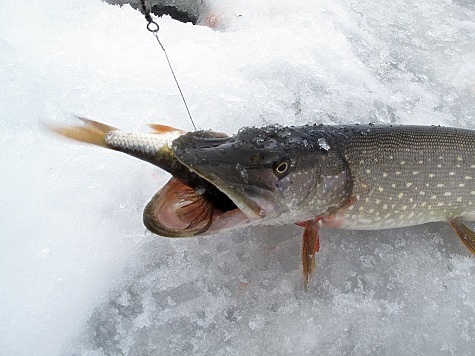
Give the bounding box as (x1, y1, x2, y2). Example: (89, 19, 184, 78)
(336, 125, 475, 229)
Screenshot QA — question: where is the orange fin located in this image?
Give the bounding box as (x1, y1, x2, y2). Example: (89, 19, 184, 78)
(148, 124, 186, 134)
(301, 219, 322, 291)
(448, 218, 475, 255)
(44, 117, 118, 148)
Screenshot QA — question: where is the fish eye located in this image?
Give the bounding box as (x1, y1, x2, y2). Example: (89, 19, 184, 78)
(273, 159, 291, 177)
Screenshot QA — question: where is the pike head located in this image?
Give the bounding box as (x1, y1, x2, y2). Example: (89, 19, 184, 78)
(154, 125, 352, 235)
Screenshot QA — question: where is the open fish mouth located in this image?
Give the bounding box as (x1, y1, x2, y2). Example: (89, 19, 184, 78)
(143, 132, 267, 237)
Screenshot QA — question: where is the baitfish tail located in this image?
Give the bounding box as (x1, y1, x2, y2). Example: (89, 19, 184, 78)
(46, 117, 118, 149)
(45, 117, 186, 170)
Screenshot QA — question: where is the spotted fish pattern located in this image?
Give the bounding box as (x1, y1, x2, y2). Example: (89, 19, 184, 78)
(334, 125, 475, 229)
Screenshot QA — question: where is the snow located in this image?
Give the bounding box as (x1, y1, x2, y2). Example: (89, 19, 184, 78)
(0, 0, 474, 355)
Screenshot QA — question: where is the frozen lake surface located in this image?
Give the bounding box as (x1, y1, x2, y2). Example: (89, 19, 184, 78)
(0, 0, 474, 354)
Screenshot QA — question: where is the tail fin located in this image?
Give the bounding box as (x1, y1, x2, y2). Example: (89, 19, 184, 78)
(45, 117, 118, 148)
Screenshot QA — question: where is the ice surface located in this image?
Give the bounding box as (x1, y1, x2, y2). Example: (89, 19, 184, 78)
(0, 0, 474, 355)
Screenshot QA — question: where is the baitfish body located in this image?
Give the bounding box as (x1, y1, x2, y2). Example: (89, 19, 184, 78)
(49, 120, 475, 289)
(47, 118, 236, 237)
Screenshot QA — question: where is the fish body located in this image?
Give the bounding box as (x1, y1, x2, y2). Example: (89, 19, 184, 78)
(172, 124, 475, 229)
(172, 123, 475, 287)
(49, 119, 475, 288)
(333, 125, 475, 230)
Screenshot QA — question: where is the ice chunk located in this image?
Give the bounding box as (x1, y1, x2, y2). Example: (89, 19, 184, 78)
(318, 137, 331, 151)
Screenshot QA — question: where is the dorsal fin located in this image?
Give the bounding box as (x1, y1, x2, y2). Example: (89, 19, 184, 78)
(148, 124, 186, 135)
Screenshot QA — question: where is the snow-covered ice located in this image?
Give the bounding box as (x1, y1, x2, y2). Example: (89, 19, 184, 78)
(0, 0, 474, 355)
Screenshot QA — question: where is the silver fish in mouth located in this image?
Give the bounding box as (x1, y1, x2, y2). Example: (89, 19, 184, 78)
(47, 118, 238, 237)
(49, 119, 475, 289)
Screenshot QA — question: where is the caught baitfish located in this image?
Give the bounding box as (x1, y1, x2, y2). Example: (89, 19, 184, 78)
(47, 118, 236, 237)
(49, 119, 475, 289)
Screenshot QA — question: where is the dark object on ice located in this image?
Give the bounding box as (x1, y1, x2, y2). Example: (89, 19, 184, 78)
(105, 0, 201, 24)
(151, 4, 197, 24)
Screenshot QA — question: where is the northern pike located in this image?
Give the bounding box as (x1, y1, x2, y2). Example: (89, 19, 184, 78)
(49, 119, 475, 289)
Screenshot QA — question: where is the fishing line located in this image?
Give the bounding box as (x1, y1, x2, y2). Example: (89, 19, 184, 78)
(138, 0, 197, 130)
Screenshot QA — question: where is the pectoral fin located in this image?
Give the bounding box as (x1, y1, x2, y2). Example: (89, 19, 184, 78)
(300, 219, 322, 291)
(448, 218, 475, 255)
